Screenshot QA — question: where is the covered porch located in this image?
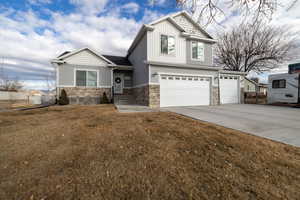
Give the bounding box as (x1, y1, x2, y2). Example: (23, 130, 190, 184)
(112, 68, 135, 105)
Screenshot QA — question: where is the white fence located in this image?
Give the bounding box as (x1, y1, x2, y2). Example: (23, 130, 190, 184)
(0, 91, 56, 105)
(0, 91, 28, 101)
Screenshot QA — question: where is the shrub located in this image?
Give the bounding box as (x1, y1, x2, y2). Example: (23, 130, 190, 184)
(59, 89, 69, 105)
(101, 92, 110, 104)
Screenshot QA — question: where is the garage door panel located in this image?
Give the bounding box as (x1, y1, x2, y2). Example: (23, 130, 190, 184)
(220, 76, 239, 104)
(160, 75, 210, 107)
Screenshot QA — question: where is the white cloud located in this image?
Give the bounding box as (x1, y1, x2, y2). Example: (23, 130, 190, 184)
(122, 2, 139, 13)
(141, 9, 165, 24)
(148, 0, 167, 6)
(28, 0, 52, 5)
(0, 2, 150, 85)
(69, 0, 109, 15)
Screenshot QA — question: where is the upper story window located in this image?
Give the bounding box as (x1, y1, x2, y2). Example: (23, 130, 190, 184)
(161, 34, 175, 55)
(272, 79, 286, 89)
(76, 70, 98, 87)
(191, 41, 205, 61)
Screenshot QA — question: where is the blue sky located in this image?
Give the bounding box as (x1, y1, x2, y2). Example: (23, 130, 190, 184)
(0, 0, 299, 89)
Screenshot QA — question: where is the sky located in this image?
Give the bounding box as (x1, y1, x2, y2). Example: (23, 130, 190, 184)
(0, 0, 299, 90)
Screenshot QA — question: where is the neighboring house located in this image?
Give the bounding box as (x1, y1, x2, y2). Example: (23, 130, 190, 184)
(51, 11, 246, 107)
(259, 84, 268, 95)
(244, 78, 268, 95)
(244, 78, 257, 93)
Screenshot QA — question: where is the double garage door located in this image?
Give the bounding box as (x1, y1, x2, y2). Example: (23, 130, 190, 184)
(160, 75, 211, 107)
(160, 74, 240, 107)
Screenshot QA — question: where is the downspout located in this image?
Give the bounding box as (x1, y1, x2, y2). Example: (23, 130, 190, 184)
(298, 74, 300, 104)
(218, 71, 221, 105)
(111, 67, 114, 103)
(54, 63, 59, 102)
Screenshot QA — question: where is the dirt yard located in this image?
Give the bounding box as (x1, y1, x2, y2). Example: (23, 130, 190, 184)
(0, 105, 299, 200)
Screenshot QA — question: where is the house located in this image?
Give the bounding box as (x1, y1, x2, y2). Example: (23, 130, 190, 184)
(259, 83, 268, 95)
(244, 78, 257, 93)
(244, 78, 268, 95)
(51, 11, 246, 108)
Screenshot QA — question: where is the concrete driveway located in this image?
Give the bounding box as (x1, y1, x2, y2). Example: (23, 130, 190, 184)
(163, 104, 300, 147)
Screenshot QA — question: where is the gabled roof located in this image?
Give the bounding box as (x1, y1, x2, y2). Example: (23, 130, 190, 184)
(149, 11, 214, 39)
(58, 51, 71, 58)
(56, 47, 115, 65)
(245, 77, 259, 86)
(102, 55, 132, 66)
(173, 11, 213, 39)
(127, 11, 216, 56)
(52, 47, 133, 67)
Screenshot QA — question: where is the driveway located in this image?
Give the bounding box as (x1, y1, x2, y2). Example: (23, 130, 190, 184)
(164, 104, 300, 147)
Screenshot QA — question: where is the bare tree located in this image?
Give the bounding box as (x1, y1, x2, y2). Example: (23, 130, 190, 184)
(215, 20, 297, 72)
(0, 78, 23, 91)
(174, 0, 297, 26)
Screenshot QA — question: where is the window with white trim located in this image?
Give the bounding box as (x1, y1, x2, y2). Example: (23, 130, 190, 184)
(191, 41, 205, 61)
(161, 34, 175, 55)
(76, 70, 98, 87)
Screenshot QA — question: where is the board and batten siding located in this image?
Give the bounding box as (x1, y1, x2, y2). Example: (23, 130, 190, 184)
(128, 33, 149, 86)
(186, 39, 213, 66)
(147, 20, 186, 64)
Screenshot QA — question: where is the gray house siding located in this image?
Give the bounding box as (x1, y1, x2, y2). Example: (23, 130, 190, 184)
(128, 33, 148, 86)
(58, 64, 112, 87)
(58, 64, 74, 86)
(186, 40, 213, 66)
(149, 65, 218, 84)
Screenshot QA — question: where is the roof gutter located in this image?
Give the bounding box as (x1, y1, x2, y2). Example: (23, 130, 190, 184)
(50, 59, 65, 64)
(146, 61, 222, 71)
(181, 33, 217, 43)
(219, 70, 248, 75)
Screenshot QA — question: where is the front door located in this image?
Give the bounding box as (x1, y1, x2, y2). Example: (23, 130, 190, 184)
(114, 74, 123, 94)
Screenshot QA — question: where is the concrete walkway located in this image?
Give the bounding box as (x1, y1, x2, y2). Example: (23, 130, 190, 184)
(116, 105, 157, 113)
(164, 104, 300, 147)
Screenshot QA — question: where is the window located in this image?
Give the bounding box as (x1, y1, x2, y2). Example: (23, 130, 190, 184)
(76, 70, 97, 87)
(161, 35, 175, 55)
(272, 79, 286, 88)
(191, 41, 204, 61)
(124, 76, 132, 87)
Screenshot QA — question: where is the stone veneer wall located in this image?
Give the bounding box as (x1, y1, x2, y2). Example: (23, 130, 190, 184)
(132, 84, 160, 107)
(58, 87, 111, 104)
(148, 85, 160, 108)
(122, 88, 133, 95)
(132, 85, 149, 106)
(240, 88, 245, 104)
(212, 86, 220, 105)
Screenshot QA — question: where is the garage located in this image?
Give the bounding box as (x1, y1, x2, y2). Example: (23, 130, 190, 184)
(160, 75, 211, 107)
(220, 75, 239, 104)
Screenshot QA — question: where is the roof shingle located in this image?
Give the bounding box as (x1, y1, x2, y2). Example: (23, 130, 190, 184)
(102, 55, 132, 66)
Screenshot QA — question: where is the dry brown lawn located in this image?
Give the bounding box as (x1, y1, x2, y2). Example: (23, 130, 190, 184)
(0, 105, 299, 200)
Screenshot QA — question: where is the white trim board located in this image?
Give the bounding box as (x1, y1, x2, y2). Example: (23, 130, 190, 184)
(74, 68, 99, 88)
(132, 83, 160, 88)
(58, 47, 116, 65)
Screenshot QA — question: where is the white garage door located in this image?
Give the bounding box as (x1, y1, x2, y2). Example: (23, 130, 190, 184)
(220, 75, 239, 104)
(160, 75, 210, 107)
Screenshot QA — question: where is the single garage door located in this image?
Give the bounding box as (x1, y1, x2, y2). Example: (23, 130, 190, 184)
(160, 75, 210, 107)
(220, 75, 239, 104)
